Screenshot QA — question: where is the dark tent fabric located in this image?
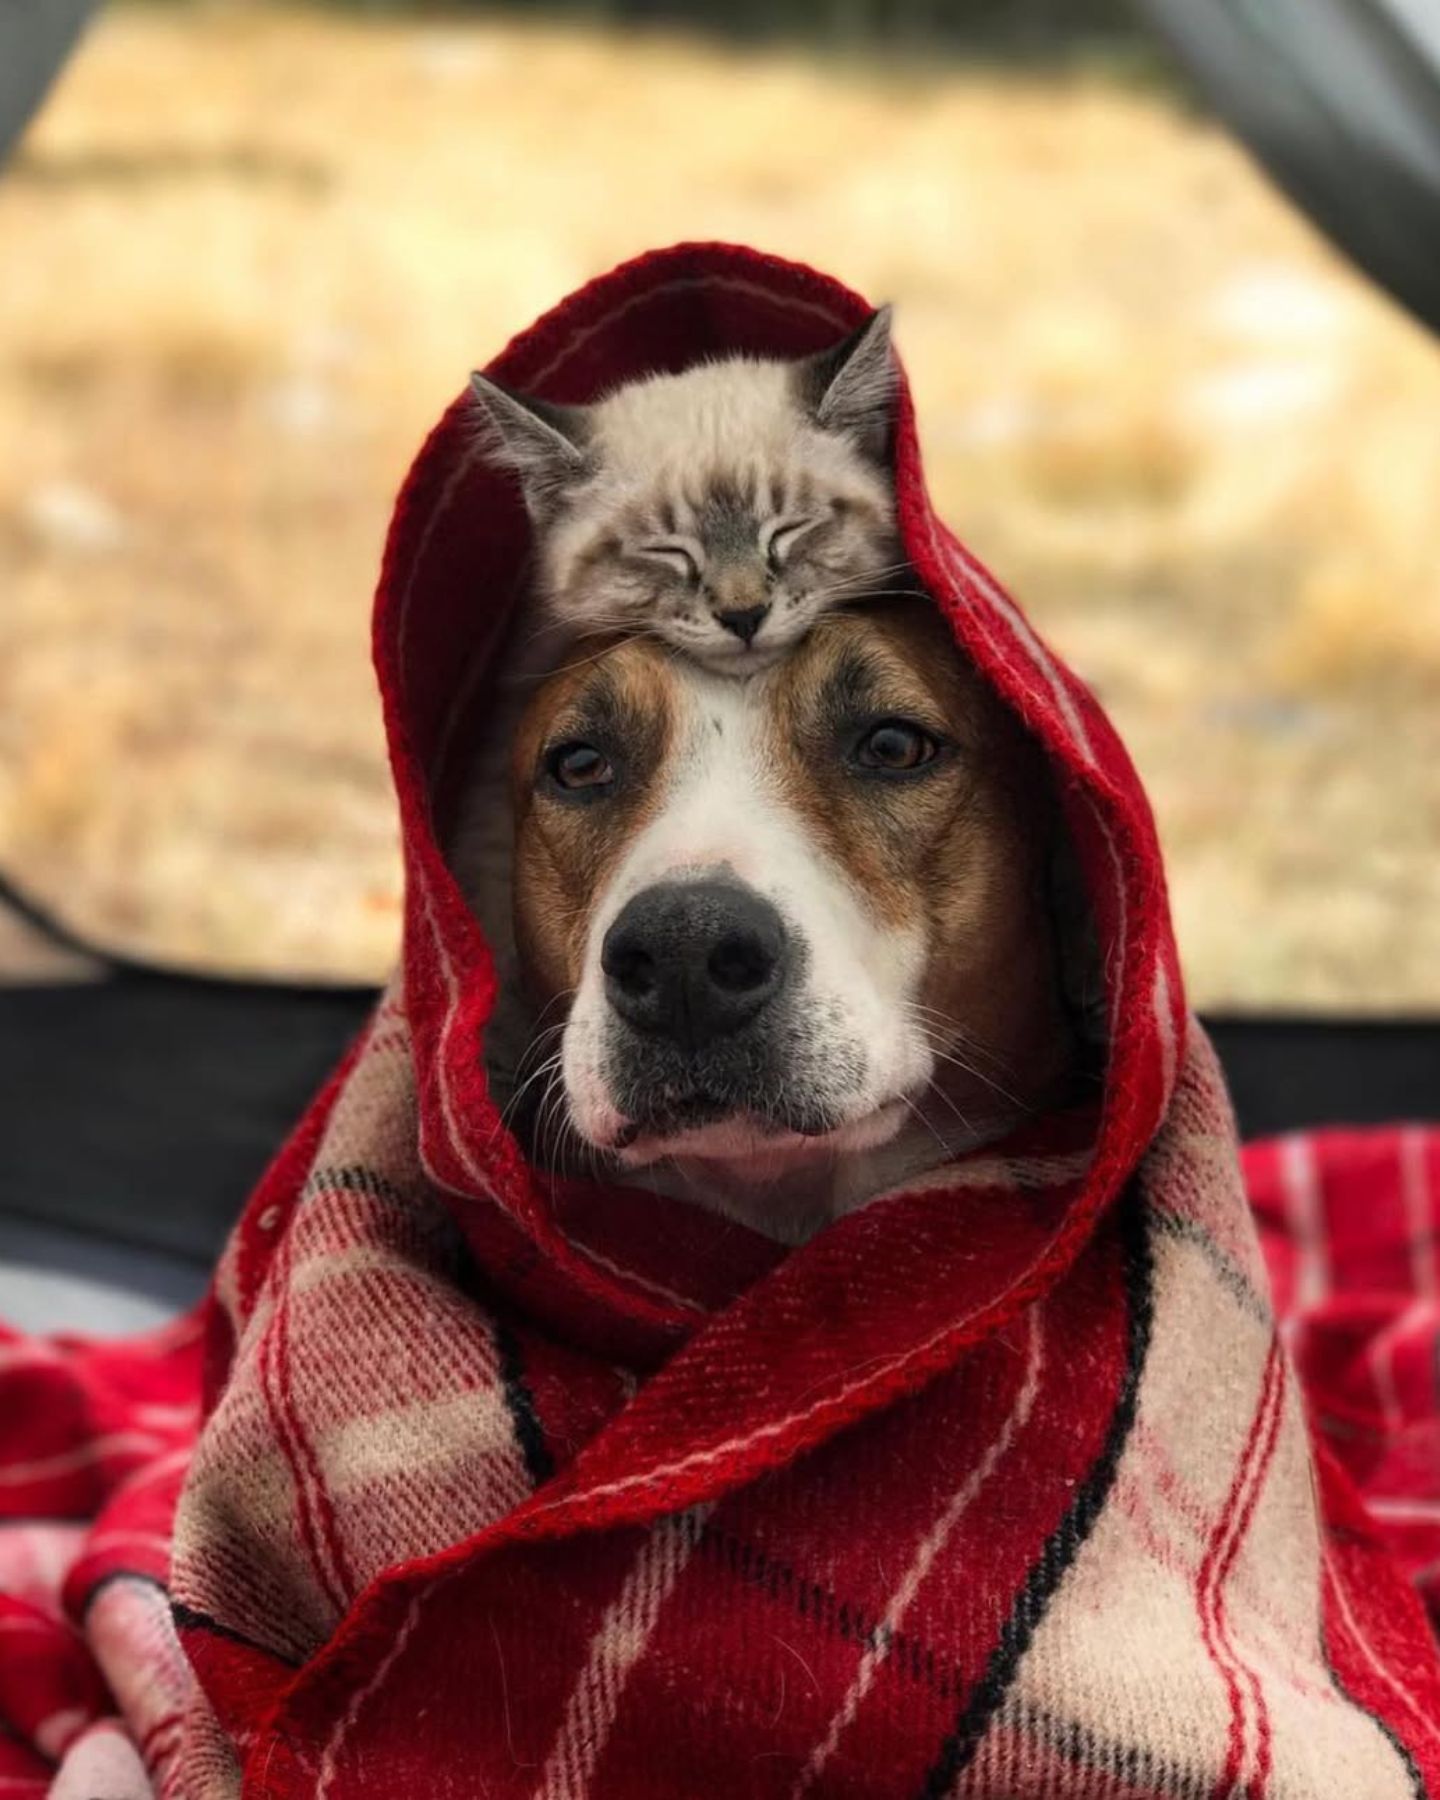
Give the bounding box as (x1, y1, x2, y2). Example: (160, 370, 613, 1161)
(0, 0, 97, 164)
(1138, 0, 1440, 334)
(7, 0, 1440, 331)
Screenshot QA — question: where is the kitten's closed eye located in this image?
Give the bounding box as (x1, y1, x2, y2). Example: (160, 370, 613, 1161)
(762, 517, 821, 573)
(636, 541, 703, 585)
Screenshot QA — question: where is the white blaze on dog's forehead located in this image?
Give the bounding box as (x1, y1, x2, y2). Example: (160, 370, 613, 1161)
(594, 668, 916, 976)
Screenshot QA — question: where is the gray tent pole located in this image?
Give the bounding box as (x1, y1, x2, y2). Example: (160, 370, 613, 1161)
(0, 0, 100, 166)
(1135, 0, 1440, 337)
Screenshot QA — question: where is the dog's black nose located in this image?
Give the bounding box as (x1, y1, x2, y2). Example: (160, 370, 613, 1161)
(714, 604, 768, 645)
(602, 881, 788, 1050)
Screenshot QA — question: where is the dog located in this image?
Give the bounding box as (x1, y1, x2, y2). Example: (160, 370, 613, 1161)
(453, 594, 1077, 1244)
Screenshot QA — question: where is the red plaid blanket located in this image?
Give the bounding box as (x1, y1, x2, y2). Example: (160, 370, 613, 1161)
(2, 245, 1437, 1798)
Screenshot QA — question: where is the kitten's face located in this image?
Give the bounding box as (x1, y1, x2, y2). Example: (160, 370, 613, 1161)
(470, 309, 905, 674)
(545, 439, 900, 675)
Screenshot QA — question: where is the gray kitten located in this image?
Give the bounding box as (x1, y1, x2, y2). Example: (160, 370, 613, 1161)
(467, 308, 906, 673)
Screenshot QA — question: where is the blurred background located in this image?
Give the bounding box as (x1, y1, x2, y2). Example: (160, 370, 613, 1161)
(2, 0, 1438, 1009)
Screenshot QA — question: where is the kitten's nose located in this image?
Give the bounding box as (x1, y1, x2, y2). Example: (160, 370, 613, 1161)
(715, 604, 769, 645)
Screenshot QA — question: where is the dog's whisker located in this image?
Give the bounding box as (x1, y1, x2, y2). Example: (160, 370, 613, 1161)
(900, 1092, 950, 1155)
(536, 1070, 575, 1175)
(499, 1047, 565, 1135)
(917, 1036, 1027, 1112)
(919, 1078, 979, 1142)
(902, 1002, 1022, 1080)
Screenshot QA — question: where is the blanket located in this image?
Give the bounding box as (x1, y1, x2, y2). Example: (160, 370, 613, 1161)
(2, 243, 1437, 1798)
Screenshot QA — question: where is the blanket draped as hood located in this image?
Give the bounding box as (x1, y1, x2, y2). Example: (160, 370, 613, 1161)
(3, 244, 1439, 1800)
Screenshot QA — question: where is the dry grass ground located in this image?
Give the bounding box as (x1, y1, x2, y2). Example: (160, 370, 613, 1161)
(2, 4, 1438, 1003)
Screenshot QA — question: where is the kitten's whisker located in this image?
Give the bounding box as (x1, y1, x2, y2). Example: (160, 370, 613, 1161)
(808, 562, 916, 600)
(817, 586, 927, 606)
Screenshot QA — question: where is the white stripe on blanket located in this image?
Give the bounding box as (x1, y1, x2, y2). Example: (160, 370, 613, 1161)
(792, 1304, 1046, 1795)
(534, 1504, 712, 1800)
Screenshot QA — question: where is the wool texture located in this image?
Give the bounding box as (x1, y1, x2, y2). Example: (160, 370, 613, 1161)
(1, 243, 1437, 1799)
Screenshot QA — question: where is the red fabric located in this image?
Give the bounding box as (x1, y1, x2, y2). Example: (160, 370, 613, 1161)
(0, 1316, 199, 1791)
(1247, 1128, 1440, 1616)
(0, 244, 1436, 1797)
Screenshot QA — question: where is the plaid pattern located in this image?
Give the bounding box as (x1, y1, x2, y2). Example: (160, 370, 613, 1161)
(1247, 1129, 1440, 1620)
(1, 245, 1438, 1797)
(0, 1322, 199, 1794)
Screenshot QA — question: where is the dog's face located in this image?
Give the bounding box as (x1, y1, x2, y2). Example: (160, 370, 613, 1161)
(505, 596, 1066, 1195)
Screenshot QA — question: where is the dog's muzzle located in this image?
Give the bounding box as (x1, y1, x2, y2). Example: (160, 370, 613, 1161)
(599, 879, 833, 1138)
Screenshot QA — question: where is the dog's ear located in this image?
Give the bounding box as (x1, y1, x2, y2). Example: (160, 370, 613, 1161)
(468, 373, 591, 519)
(799, 305, 895, 464)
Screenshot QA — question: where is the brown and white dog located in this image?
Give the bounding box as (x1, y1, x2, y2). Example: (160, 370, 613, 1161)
(454, 596, 1076, 1243)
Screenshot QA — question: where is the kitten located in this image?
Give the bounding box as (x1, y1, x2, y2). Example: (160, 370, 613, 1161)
(467, 308, 907, 673)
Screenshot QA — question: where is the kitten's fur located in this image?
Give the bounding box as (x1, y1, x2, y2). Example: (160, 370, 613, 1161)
(468, 309, 907, 673)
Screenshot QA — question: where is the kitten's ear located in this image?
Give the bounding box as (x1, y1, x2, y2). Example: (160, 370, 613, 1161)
(468, 372, 591, 517)
(800, 305, 895, 464)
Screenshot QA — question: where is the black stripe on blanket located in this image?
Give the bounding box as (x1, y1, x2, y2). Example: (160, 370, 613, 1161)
(1005, 1697, 1212, 1800)
(695, 1528, 1218, 1799)
(916, 1184, 1156, 1800)
(305, 1165, 414, 1209)
(81, 1573, 308, 1672)
(1148, 1202, 1272, 1326)
(494, 1318, 554, 1486)
(170, 1598, 305, 1669)
(698, 1524, 967, 1700)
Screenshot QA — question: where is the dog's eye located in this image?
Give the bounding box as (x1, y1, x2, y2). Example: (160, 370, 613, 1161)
(545, 741, 614, 794)
(852, 719, 941, 774)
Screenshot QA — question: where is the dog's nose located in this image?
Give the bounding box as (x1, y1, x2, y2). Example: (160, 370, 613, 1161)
(714, 604, 768, 645)
(602, 881, 788, 1050)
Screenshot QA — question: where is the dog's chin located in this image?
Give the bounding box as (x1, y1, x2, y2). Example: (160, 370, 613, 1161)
(609, 1098, 910, 1178)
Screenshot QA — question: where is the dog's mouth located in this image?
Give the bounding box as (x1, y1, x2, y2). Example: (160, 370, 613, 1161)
(608, 1092, 910, 1172)
(607, 1070, 836, 1148)
(569, 968, 911, 1176)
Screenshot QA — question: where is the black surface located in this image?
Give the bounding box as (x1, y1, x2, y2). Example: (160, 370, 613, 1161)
(1, 967, 1437, 1277)
(1204, 1015, 1440, 1139)
(0, 970, 372, 1268)
(1139, 0, 1440, 336)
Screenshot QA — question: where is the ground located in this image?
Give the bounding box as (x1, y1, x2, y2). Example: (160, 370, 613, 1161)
(2, 5, 1437, 1004)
